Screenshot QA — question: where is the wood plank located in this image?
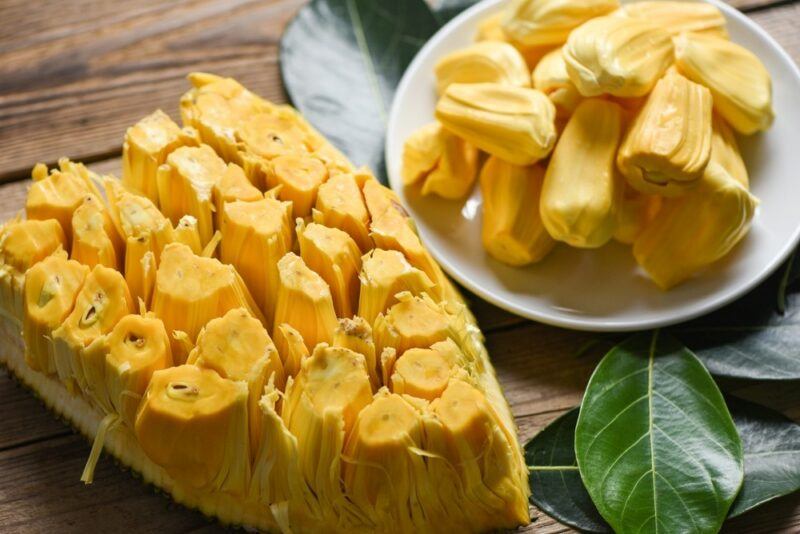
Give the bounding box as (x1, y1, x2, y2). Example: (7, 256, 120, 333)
(0, 0, 794, 181)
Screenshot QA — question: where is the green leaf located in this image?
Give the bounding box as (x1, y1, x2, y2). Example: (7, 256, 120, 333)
(726, 396, 800, 517)
(280, 0, 439, 183)
(430, 0, 481, 24)
(575, 332, 743, 534)
(525, 408, 611, 533)
(527, 398, 800, 529)
(677, 256, 800, 380)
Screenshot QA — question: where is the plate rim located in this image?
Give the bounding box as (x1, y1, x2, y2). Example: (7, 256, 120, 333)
(386, 0, 800, 332)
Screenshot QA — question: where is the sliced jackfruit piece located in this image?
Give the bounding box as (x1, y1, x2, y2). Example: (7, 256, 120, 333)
(220, 197, 293, 329)
(480, 156, 555, 265)
(391, 347, 452, 400)
(71, 194, 123, 270)
(503, 0, 620, 47)
(173, 215, 203, 254)
(124, 234, 157, 308)
(564, 15, 673, 97)
(104, 178, 175, 256)
(273, 322, 310, 379)
(541, 98, 624, 248)
(212, 163, 262, 228)
(614, 1, 727, 37)
(135, 364, 250, 496)
(23, 251, 89, 374)
(358, 249, 435, 325)
(122, 110, 200, 203)
(435, 82, 556, 165)
(476, 12, 507, 42)
(435, 41, 530, 94)
(710, 113, 748, 189)
(151, 243, 265, 364)
(265, 154, 329, 217)
(313, 172, 372, 252)
(373, 292, 451, 358)
(532, 48, 582, 118)
(613, 187, 662, 245)
(333, 316, 379, 389)
(617, 69, 713, 196)
(272, 252, 338, 352)
(674, 31, 774, 134)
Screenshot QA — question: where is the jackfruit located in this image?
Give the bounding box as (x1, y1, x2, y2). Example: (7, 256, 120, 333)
(313, 172, 373, 252)
(71, 194, 123, 270)
(333, 316, 379, 388)
(23, 252, 89, 374)
(480, 156, 555, 265)
(614, 1, 727, 37)
(674, 31, 774, 134)
(135, 364, 250, 496)
(220, 198, 293, 328)
(633, 162, 758, 289)
(212, 163, 262, 228)
(476, 12, 507, 42)
(435, 41, 530, 94)
(273, 322, 309, 379)
(613, 187, 662, 245)
(358, 249, 435, 324)
(710, 113, 748, 188)
(617, 69, 713, 196)
(391, 347, 452, 400)
(532, 48, 582, 117)
(402, 122, 480, 199)
(173, 215, 203, 254)
(265, 154, 328, 217)
(435, 83, 556, 165)
(540, 99, 624, 248)
(502, 0, 620, 47)
(373, 292, 451, 357)
(563, 16, 673, 97)
(122, 110, 199, 203)
(104, 178, 175, 257)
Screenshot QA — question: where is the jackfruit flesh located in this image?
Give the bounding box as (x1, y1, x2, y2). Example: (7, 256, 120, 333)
(613, 187, 662, 245)
(105, 178, 174, 255)
(532, 47, 582, 118)
(503, 0, 620, 47)
(541, 98, 624, 248)
(617, 69, 713, 196)
(71, 194, 122, 270)
(333, 316, 379, 388)
(373, 292, 451, 357)
(211, 163, 262, 228)
(402, 122, 480, 199)
(563, 16, 673, 97)
(273, 322, 309, 379)
(435, 41, 531, 94)
(614, 1, 727, 37)
(633, 163, 758, 289)
(173, 215, 203, 254)
(480, 156, 555, 265)
(313, 172, 372, 252)
(122, 110, 199, 203)
(391, 347, 451, 400)
(435, 82, 557, 165)
(710, 113, 749, 188)
(476, 12, 507, 42)
(674, 31, 774, 134)
(266, 154, 329, 217)
(358, 249, 435, 324)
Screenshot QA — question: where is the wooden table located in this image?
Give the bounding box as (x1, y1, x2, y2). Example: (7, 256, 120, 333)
(1, 1, 798, 532)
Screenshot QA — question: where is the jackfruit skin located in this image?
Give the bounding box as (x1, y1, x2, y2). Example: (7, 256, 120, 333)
(2, 73, 530, 534)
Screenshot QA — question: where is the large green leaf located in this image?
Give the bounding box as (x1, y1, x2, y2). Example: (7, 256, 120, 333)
(280, 0, 439, 182)
(525, 408, 611, 533)
(527, 398, 800, 528)
(575, 332, 743, 534)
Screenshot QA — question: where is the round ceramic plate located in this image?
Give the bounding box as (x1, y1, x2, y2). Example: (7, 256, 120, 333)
(386, 0, 800, 332)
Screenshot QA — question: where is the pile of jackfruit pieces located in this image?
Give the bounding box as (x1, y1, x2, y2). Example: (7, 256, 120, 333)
(403, 0, 773, 289)
(0, 74, 530, 533)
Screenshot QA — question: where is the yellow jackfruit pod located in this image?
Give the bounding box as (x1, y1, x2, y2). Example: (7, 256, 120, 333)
(710, 113, 748, 189)
(614, 1, 727, 38)
(220, 198, 293, 328)
(151, 243, 265, 364)
(613, 187, 662, 245)
(476, 12, 508, 42)
(503, 0, 619, 47)
(563, 16, 673, 97)
(617, 69, 713, 197)
(480, 156, 555, 265)
(402, 122, 480, 199)
(297, 220, 361, 318)
(0, 218, 66, 321)
(135, 364, 251, 496)
(157, 144, 227, 246)
(173, 215, 203, 254)
(23, 252, 89, 374)
(51, 264, 133, 393)
(342, 392, 428, 529)
(333, 316, 379, 389)
(313, 172, 373, 252)
(122, 110, 200, 203)
(435, 83, 556, 165)
(71, 194, 123, 270)
(104, 178, 175, 257)
(124, 234, 158, 308)
(273, 322, 309, 379)
(532, 48, 582, 118)
(435, 41, 531, 94)
(358, 249, 435, 324)
(633, 162, 758, 289)
(103, 314, 173, 426)
(26, 160, 100, 246)
(211, 163, 261, 228)
(187, 308, 284, 456)
(282, 344, 373, 508)
(373, 292, 452, 357)
(540, 98, 624, 248)
(272, 252, 338, 352)
(426, 378, 530, 530)
(390, 347, 452, 400)
(674, 31, 774, 134)
(265, 154, 329, 217)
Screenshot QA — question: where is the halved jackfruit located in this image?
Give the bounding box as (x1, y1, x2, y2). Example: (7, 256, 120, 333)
(71, 194, 123, 270)
(503, 0, 620, 47)
(313, 172, 372, 252)
(435, 41, 530, 94)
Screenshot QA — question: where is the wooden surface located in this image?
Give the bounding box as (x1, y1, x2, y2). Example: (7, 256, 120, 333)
(1, 1, 799, 532)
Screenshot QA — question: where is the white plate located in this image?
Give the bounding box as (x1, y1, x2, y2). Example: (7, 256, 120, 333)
(386, 0, 800, 332)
